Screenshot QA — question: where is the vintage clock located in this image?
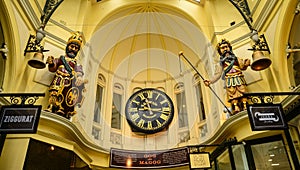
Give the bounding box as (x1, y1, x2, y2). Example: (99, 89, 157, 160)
(125, 88, 174, 134)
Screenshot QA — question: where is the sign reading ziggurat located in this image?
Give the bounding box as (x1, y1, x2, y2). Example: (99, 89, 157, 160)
(0, 105, 42, 134)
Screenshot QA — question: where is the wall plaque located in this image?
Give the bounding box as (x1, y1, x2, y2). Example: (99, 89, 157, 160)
(189, 152, 211, 169)
(0, 105, 42, 133)
(110, 147, 189, 169)
(247, 104, 287, 131)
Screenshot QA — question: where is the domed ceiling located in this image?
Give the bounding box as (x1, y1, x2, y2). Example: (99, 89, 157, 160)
(86, 2, 216, 85)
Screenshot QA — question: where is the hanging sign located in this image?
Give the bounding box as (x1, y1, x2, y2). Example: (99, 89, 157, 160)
(110, 147, 189, 169)
(0, 105, 42, 134)
(247, 104, 287, 131)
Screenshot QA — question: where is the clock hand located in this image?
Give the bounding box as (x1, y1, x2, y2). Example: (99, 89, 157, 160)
(149, 108, 162, 112)
(142, 106, 162, 112)
(145, 98, 154, 115)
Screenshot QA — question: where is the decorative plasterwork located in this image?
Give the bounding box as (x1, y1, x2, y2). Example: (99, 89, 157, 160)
(39, 111, 110, 154)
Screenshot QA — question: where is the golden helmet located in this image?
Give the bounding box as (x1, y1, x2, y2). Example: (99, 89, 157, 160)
(67, 31, 83, 47)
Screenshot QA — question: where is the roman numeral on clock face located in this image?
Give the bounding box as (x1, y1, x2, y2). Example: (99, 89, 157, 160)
(138, 93, 145, 101)
(160, 114, 169, 121)
(131, 113, 139, 121)
(162, 107, 170, 112)
(137, 119, 145, 128)
(146, 90, 153, 98)
(147, 121, 152, 129)
(129, 107, 138, 112)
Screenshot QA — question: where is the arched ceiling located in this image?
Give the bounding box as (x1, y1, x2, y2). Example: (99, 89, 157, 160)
(30, 0, 271, 85)
(32, 0, 263, 85)
(87, 2, 216, 84)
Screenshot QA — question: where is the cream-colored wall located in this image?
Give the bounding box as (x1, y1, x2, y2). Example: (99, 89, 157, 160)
(0, 137, 30, 170)
(272, 0, 299, 92)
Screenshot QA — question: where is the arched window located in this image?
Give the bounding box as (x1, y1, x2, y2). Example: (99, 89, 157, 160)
(175, 82, 188, 128)
(111, 83, 123, 129)
(93, 74, 105, 123)
(92, 74, 105, 140)
(193, 74, 206, 121)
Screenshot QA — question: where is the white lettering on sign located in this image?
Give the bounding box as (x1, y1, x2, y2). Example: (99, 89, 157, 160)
(254, 112, 279, 122)
(4, 115, 34, 123)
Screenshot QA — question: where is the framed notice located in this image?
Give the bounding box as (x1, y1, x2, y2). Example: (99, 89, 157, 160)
(0, 105, 42, 134)
(110, 147, 189, 169)
(247, 104, 287, 131)
(189, 152, 211, 169)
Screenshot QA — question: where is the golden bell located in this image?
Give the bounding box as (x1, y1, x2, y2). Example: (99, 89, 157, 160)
(251, 51, 272, 71)
(28, 51, 46, 69)
(293, 52, 300, 71)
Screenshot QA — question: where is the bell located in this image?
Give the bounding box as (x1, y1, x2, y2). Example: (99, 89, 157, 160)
(28, 51, 46, 69)
(293, 52, 300, 71)
(251, 51, 272, 71)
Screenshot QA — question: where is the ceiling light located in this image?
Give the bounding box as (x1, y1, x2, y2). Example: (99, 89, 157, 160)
(271, 163, 280, 166)
(50, 146, 55, 151)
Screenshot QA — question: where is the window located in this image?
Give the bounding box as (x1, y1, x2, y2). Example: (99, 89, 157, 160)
(211, 135, 292, 170)
(24, 139, 90, 169)
(193, 75, 206, 121)
(111, 83, 123, 129)
(251, 139, 291, 169)
(93, 85, 103, 123)
(289, 125, 300, 164)
(232, 144, 249, 170)
(175, 83, 188, 128)
(92, 74, 105, 140)
(216, 148, 232, 170)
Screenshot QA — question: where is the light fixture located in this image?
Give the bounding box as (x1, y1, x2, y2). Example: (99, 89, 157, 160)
(271, 163, 280, 166)
(25, 0, 64, 68)
(249, 30, 271, 53)
(229, 0, 272, 71)
(126, 158, 132, 167)
(35, 26, 46, 44)
(50, 145, 55, 151)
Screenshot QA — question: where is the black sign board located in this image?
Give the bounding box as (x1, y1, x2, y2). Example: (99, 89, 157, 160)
(0, 105, 42, 134)
(189, 152, 211, 169)
(110, 147, 189, 169)
(247, 104, 287, 131)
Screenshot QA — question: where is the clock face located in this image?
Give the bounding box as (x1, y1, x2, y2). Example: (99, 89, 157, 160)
(125, 88, 174, 134)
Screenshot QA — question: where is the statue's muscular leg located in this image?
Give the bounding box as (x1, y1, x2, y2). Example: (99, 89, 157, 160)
(231, 99, 240, 114)
(241, 97, 248, 111)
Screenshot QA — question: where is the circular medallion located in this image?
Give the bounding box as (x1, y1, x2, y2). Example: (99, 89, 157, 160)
(125, 88, 174, 134)
(66, 87, 79, 107)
